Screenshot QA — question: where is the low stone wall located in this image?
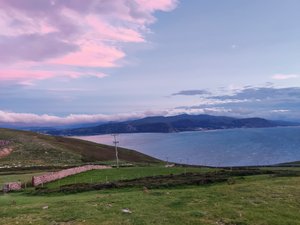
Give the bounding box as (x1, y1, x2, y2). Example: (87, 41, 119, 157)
(3, 182, 22, 192)
(32, 165, 112, 186)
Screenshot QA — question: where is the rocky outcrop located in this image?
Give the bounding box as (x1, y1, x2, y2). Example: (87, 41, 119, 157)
(0, 148, 13, 159)
(3, 182, 22, 192)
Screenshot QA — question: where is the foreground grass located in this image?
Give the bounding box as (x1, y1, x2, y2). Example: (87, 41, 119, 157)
(0, 174, 299, 225)
(0, 166, 300, 225)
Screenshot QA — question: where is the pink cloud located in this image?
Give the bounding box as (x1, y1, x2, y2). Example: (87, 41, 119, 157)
(52, 42, 125, 67)
(272, 74, 299, 80)
(0, 69, 107, 83)
(136, 0, 178, 12)
(0, 70, 55, 81)
(0, 0, 178, 81)
(85, 15, 145, 43)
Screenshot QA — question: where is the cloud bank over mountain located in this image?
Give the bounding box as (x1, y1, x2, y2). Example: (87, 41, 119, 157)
(1, 85, 300, 126)
(174, 86, 300, 121)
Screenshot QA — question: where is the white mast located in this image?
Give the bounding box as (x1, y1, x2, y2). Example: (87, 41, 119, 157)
(112, 134, 119, 168)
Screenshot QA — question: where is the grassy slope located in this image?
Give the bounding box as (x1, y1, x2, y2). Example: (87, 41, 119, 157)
(0, 168, 299, 225)
(276, 161, 300, 166)
(0, 128, 160, 167)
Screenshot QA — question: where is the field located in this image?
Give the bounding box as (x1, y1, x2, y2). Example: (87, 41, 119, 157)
(1, 166, 300, 225)
(45, 166, 212, 189)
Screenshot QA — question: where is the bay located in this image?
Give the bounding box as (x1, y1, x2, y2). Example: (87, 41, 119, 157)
(75, 126, 300, 166)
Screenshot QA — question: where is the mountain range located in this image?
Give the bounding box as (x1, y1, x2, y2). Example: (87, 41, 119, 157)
(42, 114, 299, 136)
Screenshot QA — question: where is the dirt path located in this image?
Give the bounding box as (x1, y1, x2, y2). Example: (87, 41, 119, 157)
(0, 147, 13, 159)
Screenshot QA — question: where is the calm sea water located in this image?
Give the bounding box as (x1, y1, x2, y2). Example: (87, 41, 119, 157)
(75, 126, 300, 166)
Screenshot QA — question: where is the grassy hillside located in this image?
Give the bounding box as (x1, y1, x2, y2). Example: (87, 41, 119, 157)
(0, 128, 160, 167)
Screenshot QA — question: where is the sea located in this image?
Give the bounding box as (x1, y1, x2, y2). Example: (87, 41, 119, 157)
(75, 126, 300, 167)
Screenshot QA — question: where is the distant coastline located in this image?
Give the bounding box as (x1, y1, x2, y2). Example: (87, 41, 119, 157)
(30, 114, 299, 136)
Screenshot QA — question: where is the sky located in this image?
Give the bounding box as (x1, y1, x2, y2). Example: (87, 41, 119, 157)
(1, 0, 300, 126)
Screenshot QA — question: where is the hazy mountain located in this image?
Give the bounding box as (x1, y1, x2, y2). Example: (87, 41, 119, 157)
(43, 114, 299, 136)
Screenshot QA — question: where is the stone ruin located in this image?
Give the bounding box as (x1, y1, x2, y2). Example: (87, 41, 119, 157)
(2, 182, 22, 193)
(0, 140, 13, 159)
(1, 165, 112, 192)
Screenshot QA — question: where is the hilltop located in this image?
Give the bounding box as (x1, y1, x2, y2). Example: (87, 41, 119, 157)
(0, 128, 160, 167)
(43, 114, 298, 136)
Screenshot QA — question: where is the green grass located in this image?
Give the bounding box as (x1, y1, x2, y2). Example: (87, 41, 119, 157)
(276, 161, 300, 166)
(0, 128, 160, 167)
(45, 166, 212, 189)
(0, 173, 299, 225)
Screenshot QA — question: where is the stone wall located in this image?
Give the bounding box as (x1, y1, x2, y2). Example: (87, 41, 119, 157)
(32, 165, 112, 186)
(3, 182, 22, 192)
